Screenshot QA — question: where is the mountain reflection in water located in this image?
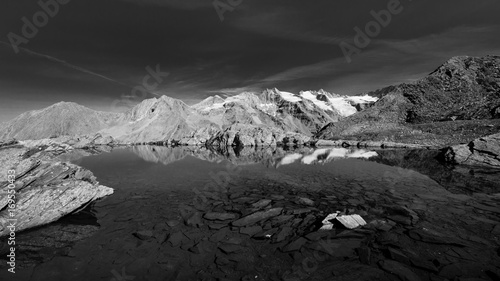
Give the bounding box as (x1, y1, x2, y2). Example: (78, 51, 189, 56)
(130, 145, 379, 167)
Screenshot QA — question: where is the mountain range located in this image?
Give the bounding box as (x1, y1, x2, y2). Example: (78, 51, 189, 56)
(1, 55, 499, 148)
(0, 88, 377, 146)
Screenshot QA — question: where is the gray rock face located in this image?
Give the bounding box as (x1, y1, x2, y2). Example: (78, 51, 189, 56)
(0, 146, 113, 237)
(442, 133, 500, 167)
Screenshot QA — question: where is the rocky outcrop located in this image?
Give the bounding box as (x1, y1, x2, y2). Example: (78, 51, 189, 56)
(206, 123, 312, 148)
(441, 133, 500, 167)
(0, 144, 113, 237)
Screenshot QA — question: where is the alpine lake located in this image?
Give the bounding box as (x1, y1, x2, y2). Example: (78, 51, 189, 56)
(3, 145, 500, 281)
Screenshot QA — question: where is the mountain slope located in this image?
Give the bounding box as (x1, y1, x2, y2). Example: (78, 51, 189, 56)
(0, 102, 120, 141)
(316, 55, 500, 144)
(100, 95, 220, 143)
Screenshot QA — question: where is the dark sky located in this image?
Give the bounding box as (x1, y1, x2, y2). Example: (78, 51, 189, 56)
(1, 0, 500, 122)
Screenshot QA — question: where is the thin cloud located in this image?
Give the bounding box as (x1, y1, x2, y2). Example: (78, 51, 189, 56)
(261, 59, 335, 83)
(232, 8, 346, 46)
(207, 87, 258, 96)
(0, 41, 132, 89)
(255, 24, 500, 95)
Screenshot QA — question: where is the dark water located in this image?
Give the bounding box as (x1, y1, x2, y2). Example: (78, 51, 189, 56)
(3, 146, 500, 281)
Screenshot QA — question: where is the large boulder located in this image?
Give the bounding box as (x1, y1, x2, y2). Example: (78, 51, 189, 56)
(442, 133, 500, 167)
(0, 146, 113, 237)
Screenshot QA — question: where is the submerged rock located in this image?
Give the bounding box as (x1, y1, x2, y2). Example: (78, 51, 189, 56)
(239, 225, 263, 236)
(232, 208, 283, 227)
(133, 230, 154, 240)
(203, 212, 238, 221)
(282, 237, 308, 252)
(251, 199, 272, 209)
(379, 260, 422, 281)
(297, 197, 315, 206)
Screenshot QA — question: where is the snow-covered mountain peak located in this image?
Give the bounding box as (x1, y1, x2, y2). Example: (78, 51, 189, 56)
(193, 88, 379, 119)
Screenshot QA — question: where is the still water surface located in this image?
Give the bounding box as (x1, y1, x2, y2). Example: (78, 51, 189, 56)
(5, 146, 500, 281)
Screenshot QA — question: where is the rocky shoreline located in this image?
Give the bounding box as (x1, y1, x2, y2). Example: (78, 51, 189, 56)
(315, 139, 434, 149)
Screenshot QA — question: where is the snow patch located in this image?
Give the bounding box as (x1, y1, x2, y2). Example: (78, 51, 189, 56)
(345, 95, 378, 104)
(327, 97, 358, 116)
(200, 102, 225, 111)
(278, 90, 302, 103)
(300, 91, 333, 111)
